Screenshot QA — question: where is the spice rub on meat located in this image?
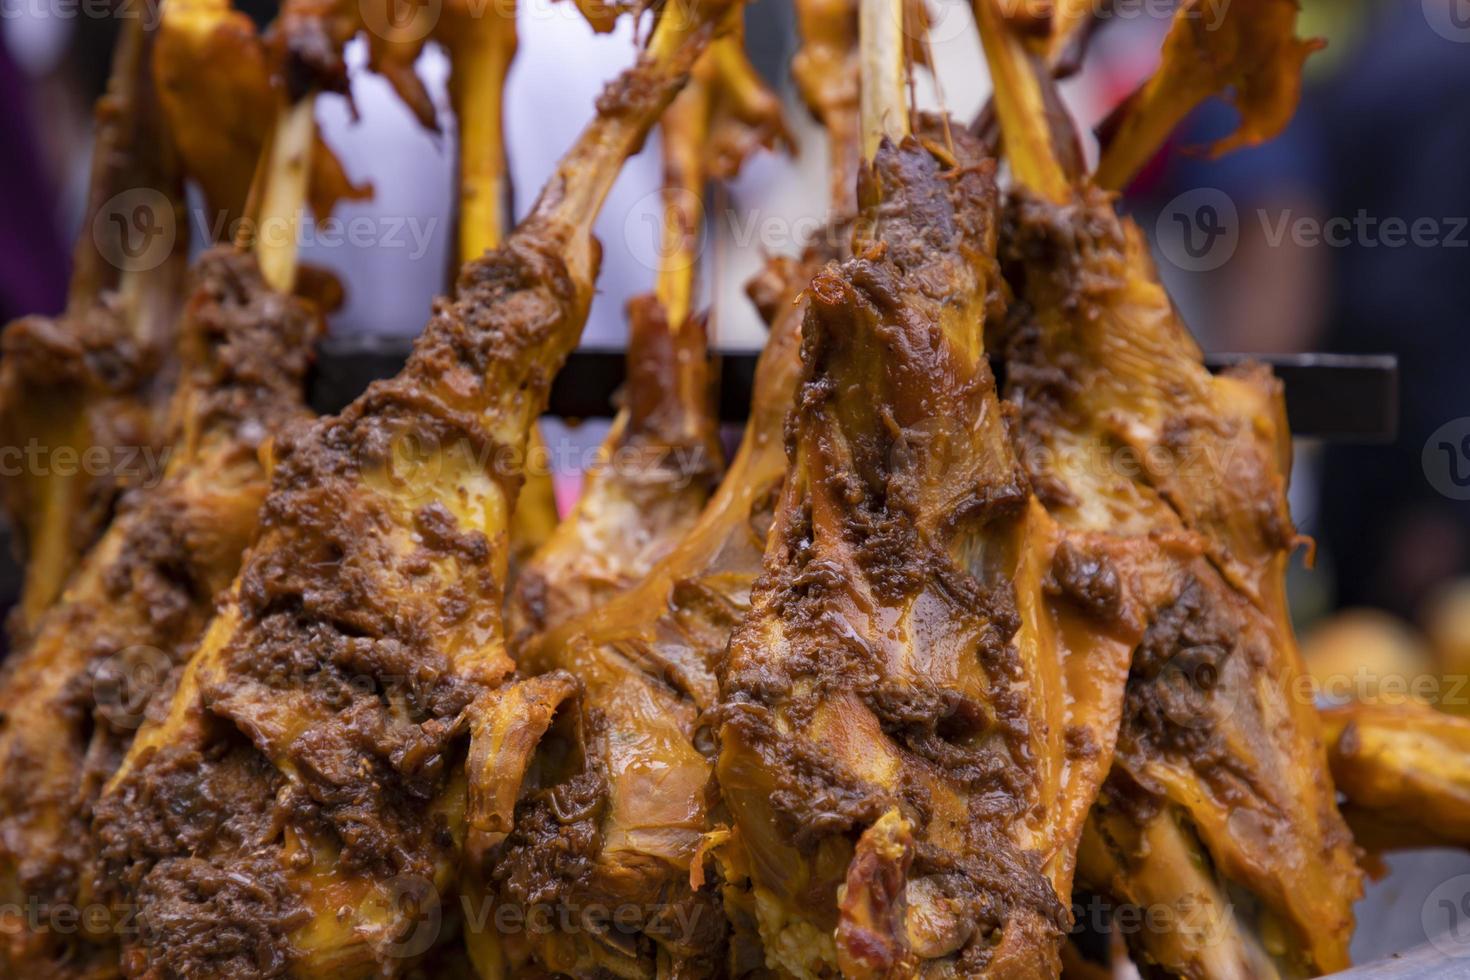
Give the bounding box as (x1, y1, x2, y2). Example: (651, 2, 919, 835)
(973, 1, 1364, 964)
(90, 3, 745, 975)
(1000, 181, 1361, 980)
(0, 249, 319, 978)
(714, 122, 1149, 979)
(480, 245, 824, 979)
(502, 26, 790, 649)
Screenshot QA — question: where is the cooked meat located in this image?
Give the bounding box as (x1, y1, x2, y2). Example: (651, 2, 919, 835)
(0, 250, 320, 978)
(713, 114, 1133, 977)
(977, 0, 1362, 973)
(476, 246, 818, 978)
(89, 6, 741, 975)
(792, 0, 861, 211)
(1321, 700, 1470, 853)
(0, 19, 188, 640)
(504, 26, 786, 648)
(504, 296, 724, 647)
(792, 0, 924, 214)
(266, 0, 438, 129)
(432, 0, 566, 574)
(153, 0, 368, 229)
(471, 21, 840, 973)
(1094, 0, 1324, 191)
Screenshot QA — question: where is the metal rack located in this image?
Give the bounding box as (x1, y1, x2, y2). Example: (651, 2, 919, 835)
(0, 346, 1400, 648)
(311, 341, 1401, 442)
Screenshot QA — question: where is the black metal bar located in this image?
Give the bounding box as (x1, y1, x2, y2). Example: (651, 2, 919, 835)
(0, 346, 1403, 642)
(311, 339, 1401, 442)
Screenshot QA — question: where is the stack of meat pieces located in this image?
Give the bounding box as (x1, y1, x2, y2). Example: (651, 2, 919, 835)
(5, 0, 1470, 976)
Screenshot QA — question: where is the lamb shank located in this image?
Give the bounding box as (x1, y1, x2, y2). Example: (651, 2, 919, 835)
(90, 3, 743, 974)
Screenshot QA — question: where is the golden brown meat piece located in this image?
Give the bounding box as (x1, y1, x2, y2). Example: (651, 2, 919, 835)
(0, 19, 188, 640)
(793, 0, 860, 209)
(471, 27, 826, 971)
(267, 0, 439, 130)
(152, 0, 368, 231)
(0, 250, 320, 979)
(792, 0, 927, 213)
(503, 26, 785, 648)
(429, 0, 562, 579)
(714, 117, 1148, 977)
(90, 6, 739, 976)
(504, 298, 723, 646)
(473, 247, 817, 979)
(1321, 700, 1470, 853)
(1093, 0, 1324, 191)
(977, 1, 1361, 972)
(1004, 138, 1359, 980)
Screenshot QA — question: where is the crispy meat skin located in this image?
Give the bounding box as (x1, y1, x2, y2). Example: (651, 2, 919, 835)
(790, 0, 929, 215)
(481, 247, 820, 979)
(0, 249, 318, 978)
(1094, 0, 1323, 190)
(504, 29, 786, 650)
(268, 0, 437, 128)
(91, 18, 733, 976)
(715, 128, 1139, 978)
(1001, 186, 1361, 977)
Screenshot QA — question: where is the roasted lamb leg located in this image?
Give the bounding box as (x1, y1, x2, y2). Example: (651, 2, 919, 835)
(471, 246, 819, 979)
(469, 15, 859, 975)
(976, 1, 1362, 973)
(0, 18, 189, 639)
(0, 249, 320, 979)
(153, 0, 368, 231)
(90, 5, 741, 975)
(714, 117, 1090, 977)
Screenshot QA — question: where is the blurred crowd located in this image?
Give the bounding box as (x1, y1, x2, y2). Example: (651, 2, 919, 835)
(3, 0, 1468, 651)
